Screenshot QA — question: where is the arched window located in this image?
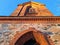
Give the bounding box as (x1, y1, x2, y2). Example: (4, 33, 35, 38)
(29, 8, 37, 14)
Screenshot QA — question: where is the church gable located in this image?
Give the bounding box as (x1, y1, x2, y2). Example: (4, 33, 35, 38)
(11, 1, 53, 16)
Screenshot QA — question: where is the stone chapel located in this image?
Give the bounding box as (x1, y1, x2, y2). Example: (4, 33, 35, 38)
(0, 1, 60, 45)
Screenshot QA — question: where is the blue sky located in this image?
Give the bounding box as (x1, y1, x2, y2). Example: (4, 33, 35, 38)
(0, 0, 60, 16)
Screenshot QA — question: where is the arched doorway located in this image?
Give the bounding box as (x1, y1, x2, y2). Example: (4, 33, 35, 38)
(15, 31, 39, 45)
(9, 27, 54, 45)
